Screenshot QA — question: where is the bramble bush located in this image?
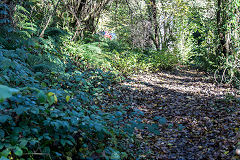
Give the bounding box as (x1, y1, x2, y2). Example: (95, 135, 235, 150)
(0, 44, 166, 159)
(0, 45, 133, 159)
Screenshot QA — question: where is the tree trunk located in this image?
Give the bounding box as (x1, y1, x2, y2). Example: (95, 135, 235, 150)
(39, 0, 61, 37)
(67, 0, 111, 34)
(216, 0, 228, 56)
(148, 0, 160, 51)
(72, 0, 87, 28)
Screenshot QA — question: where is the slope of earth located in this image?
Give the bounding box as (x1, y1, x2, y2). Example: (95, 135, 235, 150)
(106, 67, 240, 159)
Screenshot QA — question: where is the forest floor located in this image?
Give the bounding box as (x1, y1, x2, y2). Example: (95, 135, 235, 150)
(108, 66, 240, 159)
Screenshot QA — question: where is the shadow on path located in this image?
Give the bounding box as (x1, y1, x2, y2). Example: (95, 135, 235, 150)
(112, 68, 239, 159)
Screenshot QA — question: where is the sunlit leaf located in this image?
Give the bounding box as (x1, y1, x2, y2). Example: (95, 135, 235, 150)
(66, 95, 70, 102)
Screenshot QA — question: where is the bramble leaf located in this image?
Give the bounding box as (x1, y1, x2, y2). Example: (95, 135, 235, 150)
(0, 85, 19, 102)
(14, 147, 23, 157)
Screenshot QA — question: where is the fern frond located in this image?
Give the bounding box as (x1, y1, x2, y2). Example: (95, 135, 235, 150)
(16, 5, 30, 14)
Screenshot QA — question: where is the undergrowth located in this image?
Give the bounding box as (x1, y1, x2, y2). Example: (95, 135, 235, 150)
(62, 37, 179, 75)
(0, 46, 145, 160)
(0, 23, 177, 160)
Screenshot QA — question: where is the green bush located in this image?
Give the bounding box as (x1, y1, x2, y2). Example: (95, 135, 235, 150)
(107, 49, 179, 75)
(107, 50, 151, 74)
(78, 43, 112, 70)
(149, 50, 179, 71)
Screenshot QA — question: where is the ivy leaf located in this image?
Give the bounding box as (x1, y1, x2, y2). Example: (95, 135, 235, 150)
(66, 140, 73, 146)
(0, 115, 11, 123)
(55, 152, 62, 156)
(178, 124, 185, 131)
(0, 85, 19, 102)
(47, 96, 55, 105)
(48, 92, 55, 96)
(159, 117, 167, 125)
(136, 123, 145, 129)
(60, 139, 66, 146)
(115, 111, 122, 117)
(168, 123, 173, 129)
(31, 108, 39, 114)
(53, 95, 57, 103)
(15, 105, 26, 115)
(94, 123, 103, 132)
(47, 92, 57, 105)
(14, 147, 23, 157)
(147, 123, 159, 134)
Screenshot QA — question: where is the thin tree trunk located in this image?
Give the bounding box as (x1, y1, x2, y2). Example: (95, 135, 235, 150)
(39, 0, 61, 38)
(216, 0, 228, 56)
(149, 0, 160, 51)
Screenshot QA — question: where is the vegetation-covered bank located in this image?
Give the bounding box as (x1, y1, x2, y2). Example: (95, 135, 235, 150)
(0, 46, 132, 159)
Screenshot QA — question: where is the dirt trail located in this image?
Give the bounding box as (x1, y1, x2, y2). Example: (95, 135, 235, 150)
(114, 67, 240, 159)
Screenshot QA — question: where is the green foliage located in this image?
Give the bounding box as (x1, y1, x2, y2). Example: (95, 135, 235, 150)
(107, 49, 151, 74)
(0, 4, 10, 25)
(4, 0, 239, 158)
(61, 38, 179, 75)
(0, 85, 19, 102)
(0, 86, 132, 159)
(214, 54, 240, 86)
(106, 48, 179, 74)
(0, 32, 179, 158)
(0, 40, 152, 159)
(0, 3, 37, 49)
(148, 50, 179, 71)
(79, 43, 112, 69)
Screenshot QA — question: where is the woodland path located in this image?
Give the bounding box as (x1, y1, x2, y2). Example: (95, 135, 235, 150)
(109, 67, 240, 159)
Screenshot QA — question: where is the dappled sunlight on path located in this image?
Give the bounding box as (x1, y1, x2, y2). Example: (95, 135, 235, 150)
(124, 69, 237, 99)
(114, 67, 240, 159)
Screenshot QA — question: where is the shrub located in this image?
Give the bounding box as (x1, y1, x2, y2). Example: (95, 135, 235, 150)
(149, 50, 179, 71)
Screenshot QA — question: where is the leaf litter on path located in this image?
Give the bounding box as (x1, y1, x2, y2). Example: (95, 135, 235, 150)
(105, 67, 240, 159)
